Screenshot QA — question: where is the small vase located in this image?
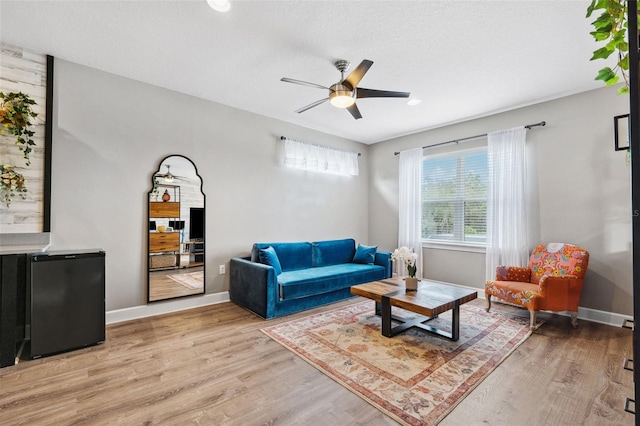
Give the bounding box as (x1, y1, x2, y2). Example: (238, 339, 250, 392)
(405, 277, 419, 291)
(162, 189, 171, 202)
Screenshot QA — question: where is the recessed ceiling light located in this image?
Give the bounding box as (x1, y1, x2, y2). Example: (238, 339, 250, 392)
(407, 98, 422, 106)
(207, 0, 231, 12)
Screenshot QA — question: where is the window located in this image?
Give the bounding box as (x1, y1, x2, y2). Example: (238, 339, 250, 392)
(283, 138, 359, 176)
(422, 148, 488, 244)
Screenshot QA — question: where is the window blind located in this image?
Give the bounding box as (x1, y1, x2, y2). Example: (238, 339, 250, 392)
(422, 147, 488, 244)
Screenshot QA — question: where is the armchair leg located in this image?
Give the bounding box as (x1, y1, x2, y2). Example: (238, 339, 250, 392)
(528, 309, 538, 330)
(570, 311, 578, 328)
(486, 295, 492, 312)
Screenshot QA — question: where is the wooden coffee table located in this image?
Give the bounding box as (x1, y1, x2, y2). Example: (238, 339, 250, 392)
(351, 278, 477, 341)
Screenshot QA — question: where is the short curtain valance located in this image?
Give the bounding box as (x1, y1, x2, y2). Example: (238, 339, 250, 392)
(283, 138, 359, 176)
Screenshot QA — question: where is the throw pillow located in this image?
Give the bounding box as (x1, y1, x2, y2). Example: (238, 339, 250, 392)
(259, 246, 283, 275)
(352, 244, 377, 265)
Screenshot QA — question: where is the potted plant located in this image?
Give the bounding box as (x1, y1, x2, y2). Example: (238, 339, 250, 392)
(392, 246, 419, 290)
(0, 91, 38, 166)
(0, 164, 27, 207)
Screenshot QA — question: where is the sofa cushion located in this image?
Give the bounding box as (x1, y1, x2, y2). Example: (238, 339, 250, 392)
(352, 244, 377, 264)
(252, 242, 312, 271)
(258, 246, 282, 275)
(311, 238, 356, 267)
(278, 263, 386, 300)
(485, 280, 541, 310)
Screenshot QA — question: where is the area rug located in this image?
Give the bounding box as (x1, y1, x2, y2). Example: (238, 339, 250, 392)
(262, 300, 534, 425)
(166, 271, 203, 289)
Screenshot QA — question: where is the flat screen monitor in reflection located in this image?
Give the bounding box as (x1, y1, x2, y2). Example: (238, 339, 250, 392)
(190, 207, 204, 241)
(169, 220, 185, 230)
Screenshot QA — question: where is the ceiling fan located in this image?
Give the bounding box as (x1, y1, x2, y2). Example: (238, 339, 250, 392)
(154, 165, 190, 183)
(281, 59, 410, 120)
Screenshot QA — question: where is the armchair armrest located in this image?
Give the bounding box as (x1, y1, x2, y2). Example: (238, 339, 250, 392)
(374, 251, 392, 278)
(230, 256, 279, 319)
(496, 266, 531, 282)
(537, 274, 583, 311)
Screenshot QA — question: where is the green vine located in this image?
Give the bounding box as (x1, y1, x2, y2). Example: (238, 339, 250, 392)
(0, 164, 27, 208)
(0, 92, 38, 166)
(151, 177, 159, 200)
(586, 0, 638, 95)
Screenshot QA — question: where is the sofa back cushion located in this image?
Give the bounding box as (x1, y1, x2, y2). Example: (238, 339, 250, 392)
(252, 242, 312, 271)
(528, 242, 589, 284)
(312, 238, 356, 267)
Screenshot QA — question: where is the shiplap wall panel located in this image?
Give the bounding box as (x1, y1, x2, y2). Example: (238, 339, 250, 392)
(0, 43, 47, 233)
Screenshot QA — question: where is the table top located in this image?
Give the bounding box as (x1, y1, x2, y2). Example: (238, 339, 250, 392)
(351, 277, 478, 317)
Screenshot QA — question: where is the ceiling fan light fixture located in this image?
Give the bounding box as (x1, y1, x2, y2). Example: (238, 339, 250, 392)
(329, 84, 355, 108)
(207, 0, 231, 12)
(163, 165, 175, 183)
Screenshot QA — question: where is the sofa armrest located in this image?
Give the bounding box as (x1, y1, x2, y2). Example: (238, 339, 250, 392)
(538, 275, 583, 311)
(230, 256, 279, 319)
(495, 266, 531, 282)
(374, 251, 392, 278)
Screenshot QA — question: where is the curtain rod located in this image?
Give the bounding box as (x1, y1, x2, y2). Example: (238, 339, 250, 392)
(280, 136, 361, 156)
(393, 121, 546, 156)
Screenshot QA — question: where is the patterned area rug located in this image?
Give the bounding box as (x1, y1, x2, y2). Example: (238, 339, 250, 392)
(167, 271, 203, 289)
(262, 300, 533, 425)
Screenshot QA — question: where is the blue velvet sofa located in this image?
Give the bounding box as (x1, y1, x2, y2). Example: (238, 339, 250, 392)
(230, 238, 392, 319)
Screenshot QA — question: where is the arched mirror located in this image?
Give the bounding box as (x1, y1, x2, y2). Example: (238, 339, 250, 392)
(148, 155, 205, 302)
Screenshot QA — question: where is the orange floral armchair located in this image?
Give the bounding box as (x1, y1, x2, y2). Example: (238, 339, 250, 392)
(485, 243, 589, 329)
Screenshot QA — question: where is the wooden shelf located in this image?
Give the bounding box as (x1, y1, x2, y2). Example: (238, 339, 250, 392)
(149, 202, 180, 218)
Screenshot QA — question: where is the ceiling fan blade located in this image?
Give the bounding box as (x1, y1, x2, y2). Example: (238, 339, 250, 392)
(343, 60, 373, 89)
(295, 98, 329, 113)
(356, 88, 410, 98)
(281, 77, 331, 91)
(347, 103, 362, 120)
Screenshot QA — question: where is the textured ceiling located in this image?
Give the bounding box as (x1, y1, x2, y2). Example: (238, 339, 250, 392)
(0, 0, 611, 144)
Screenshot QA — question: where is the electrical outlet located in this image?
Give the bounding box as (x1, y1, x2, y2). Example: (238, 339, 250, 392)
(219, 264, 226, 274)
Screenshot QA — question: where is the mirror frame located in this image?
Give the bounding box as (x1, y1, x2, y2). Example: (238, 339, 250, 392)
(147, 154, 205, 303)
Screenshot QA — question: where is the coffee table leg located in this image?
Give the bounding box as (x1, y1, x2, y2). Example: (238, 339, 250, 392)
(451, 301, 460, 341)
(375, 301, 381, 316)
(381, 296, 392, 337)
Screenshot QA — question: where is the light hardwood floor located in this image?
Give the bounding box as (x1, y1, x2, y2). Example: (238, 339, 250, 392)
(0, 298, 634, 425)
(148, 266, 204, 301)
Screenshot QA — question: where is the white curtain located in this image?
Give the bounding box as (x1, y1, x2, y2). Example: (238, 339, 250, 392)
(398, 147, 423, 278)
(485, 126, 529, 281)
(283, 138, 359, 176)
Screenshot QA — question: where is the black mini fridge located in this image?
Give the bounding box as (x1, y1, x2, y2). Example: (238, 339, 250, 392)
(23, 250, 106, 359)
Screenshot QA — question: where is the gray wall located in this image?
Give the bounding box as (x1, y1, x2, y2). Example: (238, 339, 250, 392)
(19, 58, 635, 317)
(50, 59, 371, 311)
(369, 86, 632, 316)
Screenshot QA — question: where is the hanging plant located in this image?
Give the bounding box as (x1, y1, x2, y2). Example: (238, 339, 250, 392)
(0, 164, 27, 208)
(586, 0, 638, 95)
(151, 177, 160, 201)
(0, 91, 38, 166)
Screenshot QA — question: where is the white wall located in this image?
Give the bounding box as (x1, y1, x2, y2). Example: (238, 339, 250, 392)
(50, 59, 370, 311)
(369, 86, 632, 316)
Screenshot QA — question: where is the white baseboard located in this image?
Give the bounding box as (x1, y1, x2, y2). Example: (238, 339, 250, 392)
(106, 285, 633, 329)
(437, 281, 632, 328)
(106, 291, 230, 324)
(575, 306, 632, 327)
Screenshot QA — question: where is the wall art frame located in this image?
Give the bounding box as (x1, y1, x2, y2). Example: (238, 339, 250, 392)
(0, 43, 53, 233)
(614, 113, 630, 151)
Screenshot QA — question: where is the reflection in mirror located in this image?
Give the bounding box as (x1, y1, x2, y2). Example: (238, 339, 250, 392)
(148, 155, 205, 302)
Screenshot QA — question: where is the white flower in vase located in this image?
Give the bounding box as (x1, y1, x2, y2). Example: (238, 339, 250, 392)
(391, 246, 418, 278)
